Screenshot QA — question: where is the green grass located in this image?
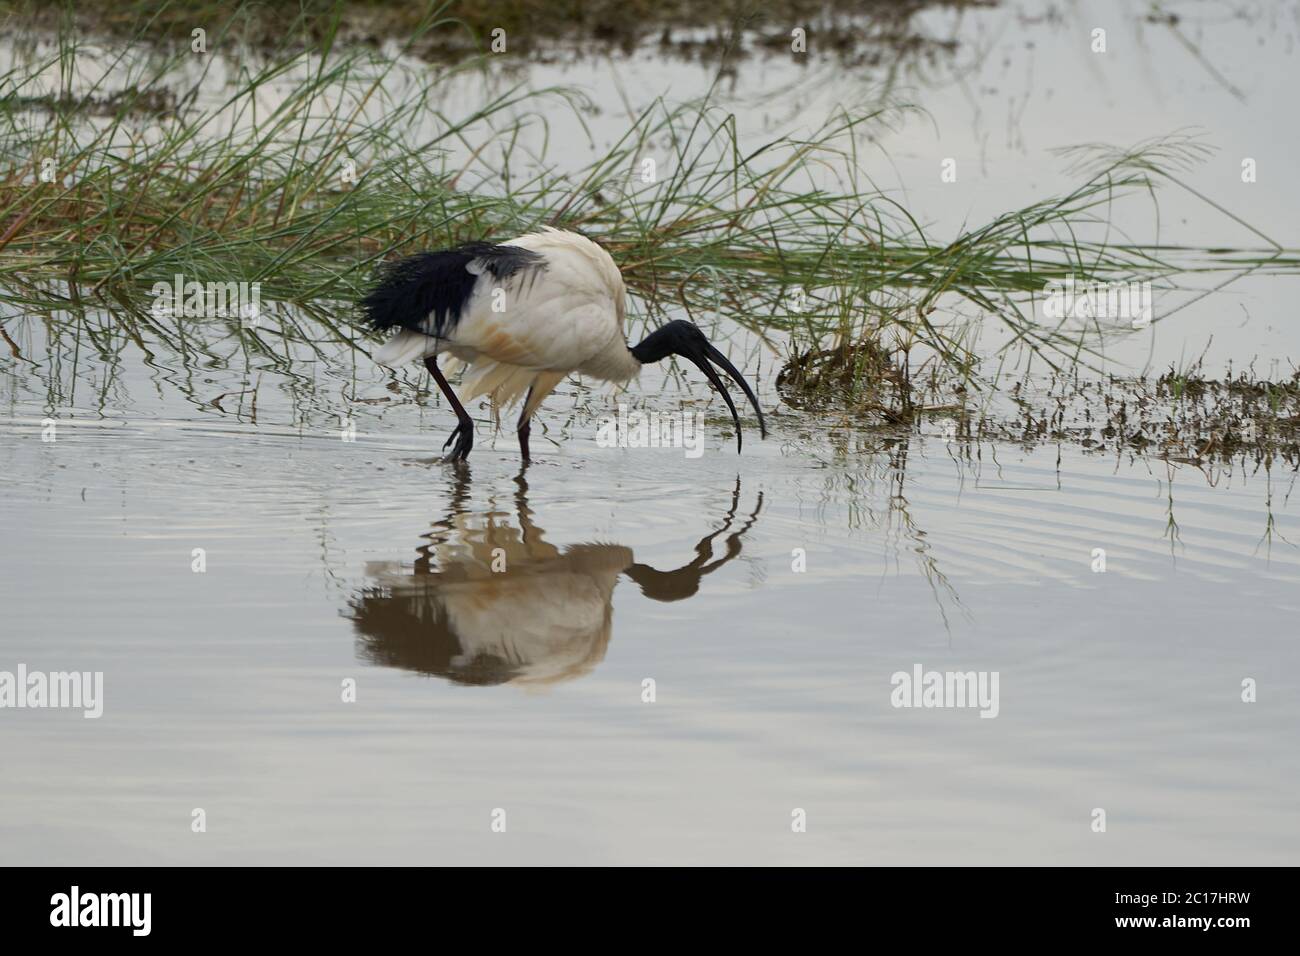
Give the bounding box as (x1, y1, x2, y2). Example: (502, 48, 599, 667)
(0, 5, 1296, 403)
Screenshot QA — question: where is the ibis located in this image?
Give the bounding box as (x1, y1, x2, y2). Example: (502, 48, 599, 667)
(362, 227, 766, 462)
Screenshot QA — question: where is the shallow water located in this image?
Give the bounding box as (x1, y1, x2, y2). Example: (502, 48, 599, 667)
(3, 1, 1300, 865)
(3, 332, 1298, 863)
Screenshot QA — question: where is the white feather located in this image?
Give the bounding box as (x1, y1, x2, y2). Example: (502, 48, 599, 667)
(375, 230, 639, 412)
(372, 328, 436, 367)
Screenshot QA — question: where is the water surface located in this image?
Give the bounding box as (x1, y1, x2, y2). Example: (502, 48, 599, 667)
(2, 343, 1297, 863)
(2, 0, 1299, 865)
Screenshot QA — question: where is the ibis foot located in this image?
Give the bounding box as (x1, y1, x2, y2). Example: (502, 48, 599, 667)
(442, 419, 474, 463)
(425, 355, 474, 464)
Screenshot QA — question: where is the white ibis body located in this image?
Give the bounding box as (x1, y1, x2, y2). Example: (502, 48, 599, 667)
(362, 227, 766, 462)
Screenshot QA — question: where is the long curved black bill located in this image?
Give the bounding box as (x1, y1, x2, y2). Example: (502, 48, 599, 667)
(681, 344, 767, 453)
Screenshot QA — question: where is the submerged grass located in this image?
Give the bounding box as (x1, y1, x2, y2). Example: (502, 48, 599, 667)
(934, 362, 1300, 469)
(0, 6, 1296, 412)
(1, 0, 987, 64)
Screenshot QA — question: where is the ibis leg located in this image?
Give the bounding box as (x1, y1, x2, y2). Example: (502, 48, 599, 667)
(517, 387, 534, 463)
(424, 356, 473, 463)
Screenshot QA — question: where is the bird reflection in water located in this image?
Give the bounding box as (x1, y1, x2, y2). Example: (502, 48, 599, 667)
(347, 473, 762, 687)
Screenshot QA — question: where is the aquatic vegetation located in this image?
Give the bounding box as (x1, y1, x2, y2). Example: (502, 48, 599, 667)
(0, 0, 985, 65)
(0, 7, 1296, 435)
(925, 362, 1300, 472)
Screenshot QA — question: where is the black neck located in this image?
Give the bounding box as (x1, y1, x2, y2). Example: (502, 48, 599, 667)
(631, 321, 695, 364)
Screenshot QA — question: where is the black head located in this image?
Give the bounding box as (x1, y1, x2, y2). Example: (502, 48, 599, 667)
(630, 320, 767, 452)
